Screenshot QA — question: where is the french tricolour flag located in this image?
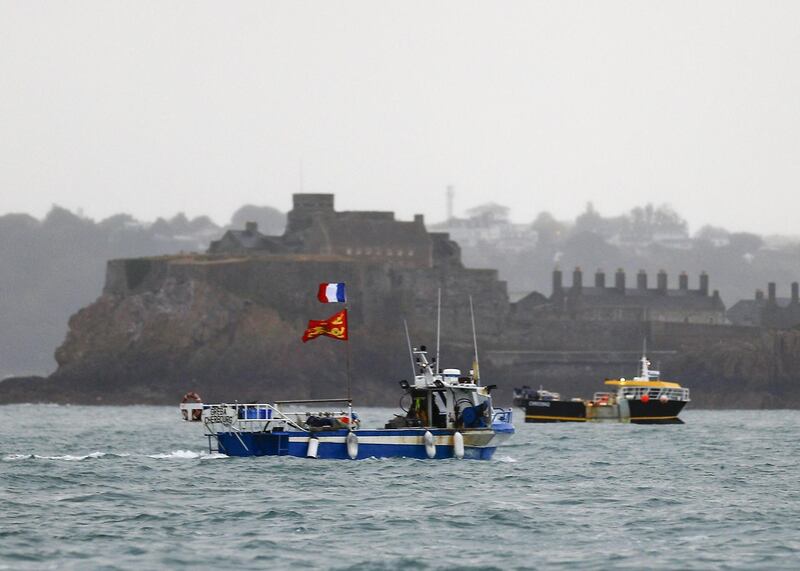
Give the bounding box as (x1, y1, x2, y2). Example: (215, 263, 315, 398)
(317, 282, 346, 303)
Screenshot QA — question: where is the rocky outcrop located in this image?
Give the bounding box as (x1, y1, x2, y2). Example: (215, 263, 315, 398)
(671, 329, 800, 408)
(0, 254, 500, 405)
(2, 251, 800, 408)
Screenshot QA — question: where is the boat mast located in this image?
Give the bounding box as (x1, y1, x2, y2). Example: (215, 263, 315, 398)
(435, 287, 442, 375)
(640, 337, 648, 379)
(345, 300, 352, 426)
(403, 319, 416, 378)
(469, 295, 480, 384)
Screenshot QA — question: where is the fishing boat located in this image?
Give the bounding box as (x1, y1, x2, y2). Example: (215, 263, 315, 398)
(179, 293, 514, 459)
(180, 345, 514, 459)
(512, 386, 560, 408)
(518, 352, 690, 424)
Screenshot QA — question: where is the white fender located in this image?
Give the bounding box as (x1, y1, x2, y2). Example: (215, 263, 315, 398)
(453, 431, 465, 459)
(346, 431, 359, 460)
(306, 436, 319, 458)
(424, 430, 436, 459)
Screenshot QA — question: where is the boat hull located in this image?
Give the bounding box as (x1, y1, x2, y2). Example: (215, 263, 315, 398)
(524, 400, 587, 422)
(628, 399, 686, 424)
(215, 427, 512, 460)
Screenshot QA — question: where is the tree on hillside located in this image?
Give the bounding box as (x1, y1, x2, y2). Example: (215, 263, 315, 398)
(532, 212, 566, 246)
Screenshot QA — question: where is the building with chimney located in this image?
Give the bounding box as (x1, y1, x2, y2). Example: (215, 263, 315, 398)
(515, 267, 727, 324)
(728, 282, 800, 328)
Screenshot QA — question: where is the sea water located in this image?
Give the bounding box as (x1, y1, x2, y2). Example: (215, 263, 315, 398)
(1, 406, 799, 570)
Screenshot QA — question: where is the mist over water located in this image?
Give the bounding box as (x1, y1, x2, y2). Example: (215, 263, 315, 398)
(2, 406, 798, 570)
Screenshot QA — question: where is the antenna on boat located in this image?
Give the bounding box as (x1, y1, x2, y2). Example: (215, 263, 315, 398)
(640, 337, 648, 378)
(469, 295, 480, 383)
(435, 287, 442, 375)
(403, 319, 416, 378)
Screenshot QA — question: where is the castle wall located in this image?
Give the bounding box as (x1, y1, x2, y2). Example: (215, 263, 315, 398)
(649, 321, 758, 351)
(104, 254, 509, 342)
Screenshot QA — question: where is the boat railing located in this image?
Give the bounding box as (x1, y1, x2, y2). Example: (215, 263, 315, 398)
(591, 392, 614, 404)
(187, 402, 355, 432)
(492, 408, 513, 424)
(619, 386, 690, 402)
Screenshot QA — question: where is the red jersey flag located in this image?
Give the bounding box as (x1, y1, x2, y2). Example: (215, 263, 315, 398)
(302, 309, 348, 343)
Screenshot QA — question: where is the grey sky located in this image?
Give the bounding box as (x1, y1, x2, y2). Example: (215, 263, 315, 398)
(1, 1, 798, 234)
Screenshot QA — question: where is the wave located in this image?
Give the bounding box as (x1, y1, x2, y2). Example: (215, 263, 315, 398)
(147, 450, 228, 460)
(2, 450, 228, 462)
(3, 451, 131, 462)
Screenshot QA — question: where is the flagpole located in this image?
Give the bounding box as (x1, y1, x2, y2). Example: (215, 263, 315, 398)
(345, 304, 351, 400)
(345, 304, 352, 427)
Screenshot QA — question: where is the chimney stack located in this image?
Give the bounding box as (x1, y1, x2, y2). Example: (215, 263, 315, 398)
(552, 268, 563, 295)
(755, 289, 764, 301)
(792, 282, 799, 305)
(573, 267, 583, 291)
(245, 221, 258, 234)
(657, 270, 668, 294)
(699, 272, 709, 296)
(595, 270, 606, 289)
(637, 270, 648, 290)
(615, 269, 626, 294)
(679, 272, 689, 291)
(768, 282, 776, 304)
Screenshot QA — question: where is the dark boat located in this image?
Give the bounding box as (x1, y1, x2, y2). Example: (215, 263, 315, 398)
(512, 386, 561, 408)
(516, 353, 690, 424)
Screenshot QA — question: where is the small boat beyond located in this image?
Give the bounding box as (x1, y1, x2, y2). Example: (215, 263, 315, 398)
(518, 352, 690, 424)
(180, 344, 514, 459)
(512, 386, 560, 408)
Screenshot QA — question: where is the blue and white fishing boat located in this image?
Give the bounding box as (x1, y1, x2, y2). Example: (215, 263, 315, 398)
(180, 343, 514, 460)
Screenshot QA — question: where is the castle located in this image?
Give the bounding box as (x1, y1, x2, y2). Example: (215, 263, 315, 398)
(209, 193, 452, 269)
(208, 193, 730, 328)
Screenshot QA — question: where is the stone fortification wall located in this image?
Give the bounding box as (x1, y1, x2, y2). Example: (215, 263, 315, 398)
(104, 254, 508, 339)
(502, 319, 648, 351)
(649, 321, 758, 351)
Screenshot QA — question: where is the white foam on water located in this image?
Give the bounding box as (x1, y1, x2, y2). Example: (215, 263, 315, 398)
(36, 451, 108, 461)
(3, 454, 33, 461)
(495, 455, 519, 463)
(148, 450, 200, 459)
(4, 451, 131, 461)
(148, 450, 228, 460)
